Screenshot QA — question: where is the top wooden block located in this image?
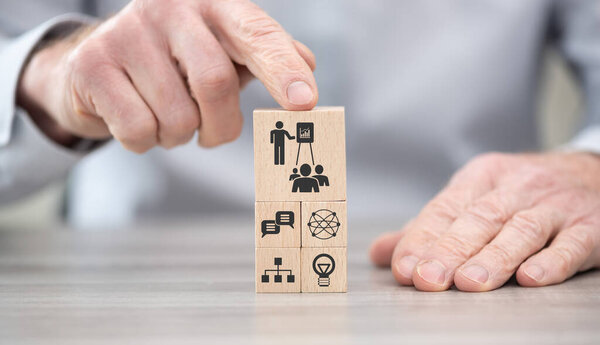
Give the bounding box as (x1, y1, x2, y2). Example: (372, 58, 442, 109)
(254, 107, 346, 202)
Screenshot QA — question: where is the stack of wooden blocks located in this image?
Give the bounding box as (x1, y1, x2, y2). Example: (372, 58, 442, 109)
(254, 107, 347, 293)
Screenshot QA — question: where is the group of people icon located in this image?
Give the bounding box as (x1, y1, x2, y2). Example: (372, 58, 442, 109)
(291, 164, 329, 193)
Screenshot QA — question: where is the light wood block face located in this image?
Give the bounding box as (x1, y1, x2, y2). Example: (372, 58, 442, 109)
(253, 107, 346, 202)
(301, 247, 347, 293)
(301, 201, 347, 248)
(256, 248, 301, 293)
(255, 202, 301, 248)
(254, 107, 347, 293)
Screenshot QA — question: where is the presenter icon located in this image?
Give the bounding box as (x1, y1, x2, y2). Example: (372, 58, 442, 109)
(270, 121, 295, 165)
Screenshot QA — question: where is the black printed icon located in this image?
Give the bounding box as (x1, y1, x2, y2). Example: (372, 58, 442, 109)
(270, 121, 295, 165)
(295, 122, 315, 165)
(312, 253, 335, 287)
(291, 164, 320, 193)
(260, 211, 295, 238)
(261, 257, 295, 283)
(288, 168, 300, 180)
(307, 209, 340, 240)
(269, 120, 331, 193)
(312, 165, 329, 186)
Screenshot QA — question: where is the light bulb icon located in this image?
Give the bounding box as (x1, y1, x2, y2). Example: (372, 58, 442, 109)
(312, 253, 336, 287)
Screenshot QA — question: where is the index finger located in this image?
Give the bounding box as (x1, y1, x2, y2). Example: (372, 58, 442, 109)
(205, 0, 318, 110)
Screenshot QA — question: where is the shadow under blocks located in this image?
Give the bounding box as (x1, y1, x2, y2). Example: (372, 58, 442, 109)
(254, 107, 347, 293)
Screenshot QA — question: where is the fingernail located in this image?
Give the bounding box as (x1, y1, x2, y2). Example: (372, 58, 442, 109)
(524, 264, 545, 282)
(460, 265, 489, 284)
(395, 255, 419, 279)
(286, 81, 313, 105)
(416, 260, 447, 286)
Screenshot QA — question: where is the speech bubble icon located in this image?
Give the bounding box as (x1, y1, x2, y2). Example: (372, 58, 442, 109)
(261, 220, 280, 238)
(275, 211, 295, 229)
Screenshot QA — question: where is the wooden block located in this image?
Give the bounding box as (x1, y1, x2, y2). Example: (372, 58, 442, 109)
(256, 248, 301, 293)
(253, 107, 346, 202)
(301, 201, 347, 248)
(301, 247, 347, 293)
(255, 202, 301, 248)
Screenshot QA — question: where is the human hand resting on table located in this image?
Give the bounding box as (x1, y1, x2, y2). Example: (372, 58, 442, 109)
(369, 152, 600, 292)
(17, 0, 317, 150)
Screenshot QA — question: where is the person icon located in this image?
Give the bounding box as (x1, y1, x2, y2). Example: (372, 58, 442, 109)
(270, 121, 295, 165)
(312, 165, 329, 186)
(292, 164, 320, 193)
(289, 168, 300, 181)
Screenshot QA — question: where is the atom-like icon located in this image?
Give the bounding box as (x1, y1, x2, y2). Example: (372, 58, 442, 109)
(307, 209, 340, 240)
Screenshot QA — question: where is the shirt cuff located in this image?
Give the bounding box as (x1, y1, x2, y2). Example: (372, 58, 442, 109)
(562, 126, 600, 154)
(0, 13, 95, 147)
(0, 108, 87, 202)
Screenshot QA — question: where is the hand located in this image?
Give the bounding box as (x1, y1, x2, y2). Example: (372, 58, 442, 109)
(17, 0, 317, 151)
(369, 152, 600, 292)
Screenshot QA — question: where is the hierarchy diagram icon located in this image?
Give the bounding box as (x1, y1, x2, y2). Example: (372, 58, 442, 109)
(254, 107, 347, 293)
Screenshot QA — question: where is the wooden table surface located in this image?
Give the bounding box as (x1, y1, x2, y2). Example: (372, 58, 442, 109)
(0, 218, 598, 345)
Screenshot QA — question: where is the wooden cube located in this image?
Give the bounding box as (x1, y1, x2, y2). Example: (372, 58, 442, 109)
(256, 248, 301, 293)
(253, 107, 346, 202)
(255, 201, 301, 248)
(301, 247, 347, 293)
(301, 201, 347, 248)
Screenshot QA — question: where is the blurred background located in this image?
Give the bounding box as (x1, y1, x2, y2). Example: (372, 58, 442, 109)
(0, 1, 586, 230)
(0, 50, 581, 229)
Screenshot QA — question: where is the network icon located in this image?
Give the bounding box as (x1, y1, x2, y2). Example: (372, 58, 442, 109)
(261, 257, 295, 283)
(307, 209, 341, 240)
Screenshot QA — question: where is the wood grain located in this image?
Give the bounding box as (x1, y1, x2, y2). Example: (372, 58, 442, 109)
(255, 201, 301, 248)
(255, 247, 301, 293)
(0, 220, 598, 344)
(253, 107, 346, 202)
(301, 201, 347, 248)
(301, 247, 347, 293)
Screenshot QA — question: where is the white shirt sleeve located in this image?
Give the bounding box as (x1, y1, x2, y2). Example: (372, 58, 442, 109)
(566, 126, 600, 154)
(0, 14, 96, 205)
(555, 1, 600, 154)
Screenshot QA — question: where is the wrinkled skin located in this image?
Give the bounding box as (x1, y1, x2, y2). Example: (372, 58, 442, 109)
(18, 0, 317, 150)
(370, 152, 600, 292)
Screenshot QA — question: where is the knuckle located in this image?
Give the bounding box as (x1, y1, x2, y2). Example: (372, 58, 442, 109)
(484, 243, 515, 271)
(550, 248, 573, 276)
(410, 226, 441, 245)
(260, 48, 307, 74)
(236, 10, 308, 74)
(163, 108, 200, 135)
(220, 115, 244, 143)
(199, 112, 244, 147)
(238, 11, 285, 46)
(452, 152, 509, 185)
(157, 112, 197, 147)
(549, 232, 594, 276)
(561, 231, 595, 258)
(562, 191, 594, 213)
(118, 118, 157, 146)
(423, 196, 462, 221)
(517, 168, 561, 192)
(191, 64, 237, 100)
(508, 212, 546, 245)
(435, 234, 473, 260)
(159, 128, 195, 148)
(67, 42, 111, 79)
(463, 198, 508, 230)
